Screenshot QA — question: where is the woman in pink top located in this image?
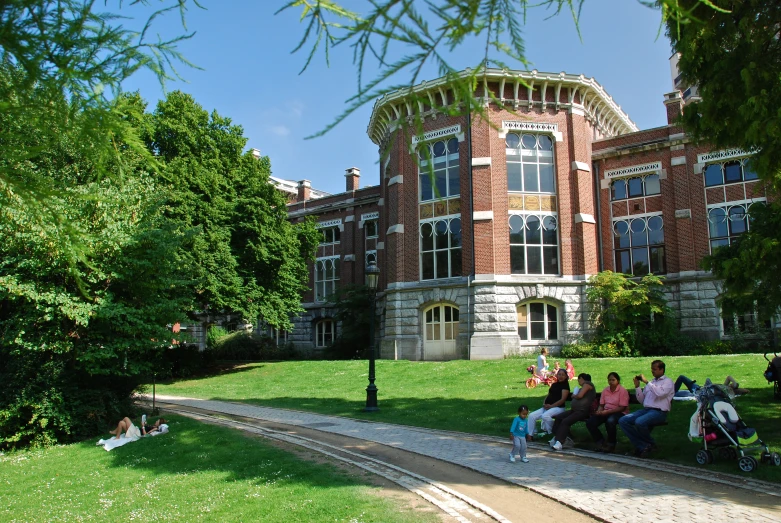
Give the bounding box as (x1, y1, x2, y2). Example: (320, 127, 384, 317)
(585, 372, 630, 453)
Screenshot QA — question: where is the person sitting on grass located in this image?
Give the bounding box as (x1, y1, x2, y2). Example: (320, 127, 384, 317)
(508, 405, 530, 463)
(565, 359, 576, 380)
(674, 375, 750, 396)
(109, 417, 142, 440)
(586, 372, 630, 453)
(549, 373, 596, 451)
(537, 348, 550, 377)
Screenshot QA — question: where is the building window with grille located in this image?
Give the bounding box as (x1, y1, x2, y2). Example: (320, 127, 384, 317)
(506, 133, 555, 194)
(315, 319, 335, 347)
(321, 226, 341, 245)
(707, 201, 763, 251)
(613, 215, 665, 276)
(517, 302, 558, 341)
(508, 214, 559, 275)
(420, 217, 462, 280)
(704, 159, 758, 187)
(418, 137, 460, 201)
(721, 310, 770, 336)
(611, 174, 661, 200)
(314, 256, 340, 302)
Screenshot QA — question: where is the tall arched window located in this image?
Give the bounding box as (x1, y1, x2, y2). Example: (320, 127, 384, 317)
(418, 137, 460, 201)
(517, 302, 558, 341)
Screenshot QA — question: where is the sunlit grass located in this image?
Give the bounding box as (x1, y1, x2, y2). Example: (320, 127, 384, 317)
(0, 416, 436, 523)
(154, 355, 781, 481)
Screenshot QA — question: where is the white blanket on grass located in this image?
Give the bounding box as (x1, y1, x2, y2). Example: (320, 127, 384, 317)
(96, 424, 168, 451)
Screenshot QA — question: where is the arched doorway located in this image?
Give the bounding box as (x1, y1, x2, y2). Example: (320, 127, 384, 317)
(423, 304, 459, 360)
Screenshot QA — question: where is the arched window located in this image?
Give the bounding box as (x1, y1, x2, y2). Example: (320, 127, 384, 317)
(517, 302, 558, 341)
(509, 214, 558, 275)
(610, 173, 660, 200)
(704, 158, 758, 187)
(315, 319, 335, 347)
(613, 215, 665, 276)
(424, 304, 459, 342)
(707, 202, 763, 251)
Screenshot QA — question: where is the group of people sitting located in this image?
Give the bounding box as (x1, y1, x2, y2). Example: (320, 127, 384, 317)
(508, 352, 750, 463)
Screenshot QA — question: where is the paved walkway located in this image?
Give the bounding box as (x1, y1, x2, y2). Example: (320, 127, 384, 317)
(154, 395, 779, 523)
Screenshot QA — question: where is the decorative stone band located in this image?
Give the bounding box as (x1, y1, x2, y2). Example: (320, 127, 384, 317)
(361, 211, 379, 221)
(343, 254, 356, 262)
(675, 209, 691, 219)
(694, 147, 757, 174)
(472, 157, 492, 167)
(499, 120, 563, 142)
(317, 218, 343, 228)
(574, 213, 596, 224)
(411, 124, 463, 145)
(388, 175, 403, 186)
(473, 210, 494, 221)
(571, 161, 590, 172)
(697, 147, 756, 164)
(386, 224, 404, 235)
(671, 156, 687, 166)
(344, 215, 355, 222)
(604, 161, 662, 179)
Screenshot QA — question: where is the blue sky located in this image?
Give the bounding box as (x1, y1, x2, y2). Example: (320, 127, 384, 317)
(122, 1, 674, 196)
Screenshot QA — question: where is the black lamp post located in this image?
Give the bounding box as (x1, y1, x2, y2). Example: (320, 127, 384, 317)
(364, 261, 380, 412)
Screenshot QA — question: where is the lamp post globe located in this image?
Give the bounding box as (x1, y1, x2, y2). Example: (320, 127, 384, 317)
(364, 261, 380, 412)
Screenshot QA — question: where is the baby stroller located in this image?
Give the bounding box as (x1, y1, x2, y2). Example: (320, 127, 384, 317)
(689, 383, 780, 472)
(764, 352, 781, 399)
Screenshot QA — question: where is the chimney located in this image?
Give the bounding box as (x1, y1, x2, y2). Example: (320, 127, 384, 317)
(297, 180, 311, 202)
(345, 167, 360, 191)
(250, 148, 261, 159)
(663, 91, 683, 125)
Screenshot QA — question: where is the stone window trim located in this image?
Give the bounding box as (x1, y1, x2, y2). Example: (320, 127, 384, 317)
(508, 212, 560, 276)
(315, 318, 336, 348)
(612, 214, 665, 277)
(364, 219, 379, 238)
(516, 301, 559, 342)
(419, 215, 463, 281)
(498, 121, 563, 142)
(314, 255, 341, 303)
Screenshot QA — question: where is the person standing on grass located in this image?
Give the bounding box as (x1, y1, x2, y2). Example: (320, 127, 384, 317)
(509, 405, 530, 463)
(537, 348, 550, 377)
(526, 368, 570, 440)
(619, 360, 674, 458)
(586, 372, 630, 453)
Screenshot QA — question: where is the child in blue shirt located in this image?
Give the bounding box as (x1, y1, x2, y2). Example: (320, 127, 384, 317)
(509, 405, 530, 463)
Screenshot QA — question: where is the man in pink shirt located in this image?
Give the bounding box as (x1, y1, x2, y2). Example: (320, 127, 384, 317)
(618, 360, 674, 458)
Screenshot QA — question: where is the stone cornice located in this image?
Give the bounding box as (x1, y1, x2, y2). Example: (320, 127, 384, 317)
(287, 194, 380, 219)
(367, 68, 638, 145)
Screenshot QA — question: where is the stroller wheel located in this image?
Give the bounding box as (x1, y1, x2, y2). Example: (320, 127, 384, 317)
(771, 452, 781, 467)
(696, 449, 713, 465)
(738, 456, 757, 473)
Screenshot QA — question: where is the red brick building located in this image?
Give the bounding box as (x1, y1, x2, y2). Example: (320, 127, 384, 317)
(283, 67, 771, 359)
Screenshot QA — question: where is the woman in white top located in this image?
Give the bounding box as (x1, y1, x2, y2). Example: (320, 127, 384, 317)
(537, 348, 550, 377)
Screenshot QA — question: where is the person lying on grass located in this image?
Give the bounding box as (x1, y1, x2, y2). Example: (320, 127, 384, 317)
(109, 417, 142, 439)
(141, 416, 168, 436)
(674, 375, 750, 396)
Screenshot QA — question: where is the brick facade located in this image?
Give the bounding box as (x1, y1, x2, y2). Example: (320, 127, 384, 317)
(284, 69, 774, 358)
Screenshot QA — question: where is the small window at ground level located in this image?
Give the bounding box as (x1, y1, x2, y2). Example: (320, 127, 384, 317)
(316, 319, 335, 347)
(517, 302, 558, 341)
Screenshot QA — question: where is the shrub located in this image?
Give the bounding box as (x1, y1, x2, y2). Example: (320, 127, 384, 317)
(207, 325, 230, 349)
(208, 332, 298, 361)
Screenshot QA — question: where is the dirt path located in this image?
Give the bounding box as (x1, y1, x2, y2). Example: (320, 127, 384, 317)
(164, 403, 598, 523)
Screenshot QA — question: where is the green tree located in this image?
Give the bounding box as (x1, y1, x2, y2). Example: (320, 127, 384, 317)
(0, 0, 198, 258)
(0, 65, 196, 448)
(667, 1, 781, 322)
(145, 91, 320, 329)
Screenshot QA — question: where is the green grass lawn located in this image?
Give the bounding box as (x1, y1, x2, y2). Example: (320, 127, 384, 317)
(154, 354, 781, 482)
(0, 415, 435, 523)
